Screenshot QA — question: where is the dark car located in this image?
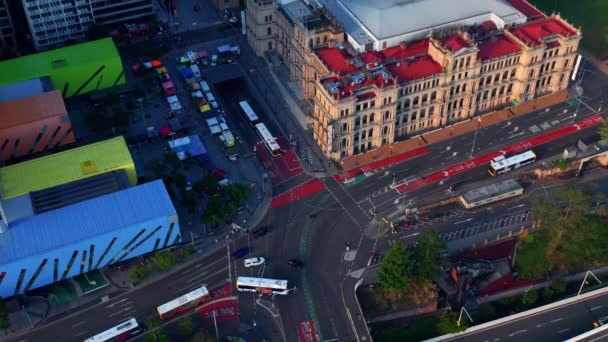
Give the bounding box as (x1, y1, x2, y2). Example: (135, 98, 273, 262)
(251, 225, 272, 239)
(288, 258, 303, 268)
(231, 247, 251, 259)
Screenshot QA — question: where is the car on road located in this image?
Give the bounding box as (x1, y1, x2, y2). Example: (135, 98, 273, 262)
(251, 225, 272, 239)
(243, 257, 265, 268)
(218, 178, 233, 186)
(231, 247, 251, 259)
(210, 168, 225, 179)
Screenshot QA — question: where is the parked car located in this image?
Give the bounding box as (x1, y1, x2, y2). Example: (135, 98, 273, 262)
(210, 168, 225, 179)
(218, 178, 233, 186)
(244, 257, 265, 268)
(231, 247, 251, 259)
(251, 225, 272, 239)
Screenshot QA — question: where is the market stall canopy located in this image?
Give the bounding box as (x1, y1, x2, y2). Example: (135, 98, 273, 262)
(178, 56, 189, 64)
(168, 135, 208, 162)
(159, 125, 173, 137)
(199, 104, 211, 113)
(143, 62, 153, 69)
(198, 51, 209, 59)
(168, 118, 182, 131)
(206, 117, 219, 126)
(180, 68, 193, 78)
(217, 45, 231, 54)
(186, 51, 198, 61)
(209, 125, 221, 134)
(192, 90, 203, 98)
(167, 95, 179, 104)
(220, 122, 229, 131)
(170, 102, 182, 111)
(151, 60, 162, 67)
(162, 81, 175, 90)
(155, 66, 168, 74)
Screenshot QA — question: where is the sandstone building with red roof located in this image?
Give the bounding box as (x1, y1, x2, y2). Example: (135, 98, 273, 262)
(246, 0, 581, 160)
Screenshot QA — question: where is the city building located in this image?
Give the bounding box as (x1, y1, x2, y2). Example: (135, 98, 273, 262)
(21, 0, 156, 50)
(0, 90, 75, 163)
(0, 38, 126, 98)
(0, 0, 16, 56)
(245, 0, 581, 160)
(0, 137, 180, 298)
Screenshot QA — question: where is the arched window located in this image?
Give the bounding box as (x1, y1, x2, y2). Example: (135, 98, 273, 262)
(413, 96, 419, 106)
(370, 113, 375, 122)
(404, 98, 411, 109)
(422, 94, 428, 104)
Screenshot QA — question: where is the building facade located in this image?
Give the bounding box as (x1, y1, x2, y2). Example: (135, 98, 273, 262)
(21, 0, 155, 50)
(246, 0, 581, 160)
(0, 0, 16, 56)
(0, 90, 75, 163)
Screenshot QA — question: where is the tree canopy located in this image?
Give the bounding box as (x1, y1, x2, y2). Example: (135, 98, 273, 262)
(412, 230, 446, 283)
(516, 186, 608, 278)
(377, 240, 411, 293)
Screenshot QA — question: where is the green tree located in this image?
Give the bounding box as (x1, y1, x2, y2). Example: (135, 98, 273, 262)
(557, 159, 569, 170)
(224, 184, 251, 203)
(198, 174, 220, 194)
(178, 316, 194, 336)
(599, 118, 608, 141)
(202, 208, 224, 227)
(479, 303, 497, 321)
(514, 234, 553, 279)
(412, 230, 446, 283)
(151, 251, 175, 272)
(191, 329, 216, 342)
(176, 246, 195, 261)
(521, 290, 539, 306)
(130, 264, 150, 284)
(550, 278, 567, 295)
(0, 299, 10, 330)
(143, 330, 170, 342)
(377, 240, 411, 294)
(436, 312, 467, 334)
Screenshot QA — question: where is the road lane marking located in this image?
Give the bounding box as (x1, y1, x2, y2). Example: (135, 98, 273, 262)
(72, 331, 88, 338)
(71, 321, 86, 327)
(558, 328, 570, 333)
(105, 298, 129, 309)
(454, 218, 473, 224)
(551, 318, 564, 323)
(591, 305, 602, 311)
(507, 204, 526, 210)
(109, 306, 134, 317)
(173, 266, 228, 294)
(508, 329, 527, 336)
(185, 271, 210, 284)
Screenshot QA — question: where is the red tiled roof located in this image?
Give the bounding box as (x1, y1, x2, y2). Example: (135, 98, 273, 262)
(458, 239, 517, 261)
(479, 274, 541, 295)
(316, 48, 358, 75)
(511, 17, 577, 46)
(359, 51, 384, 65)
(480, 20, 497, 33)
(442, 34, 472, 52)
(385, 56, 443, 82)
(339, 74, 395, 99)
(505, 0, 546, 21)
(477, 35, 521, 61)
(381, 39, 430, 60)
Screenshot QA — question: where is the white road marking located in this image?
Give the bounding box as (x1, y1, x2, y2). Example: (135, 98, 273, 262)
(507, 132, 526, 139)
(72, 331, 89, 338)
(551, 318, 564, 323)
(399, 233, 420, 240)
(591, 305, 602, 311)
(536, 324, 544, 328)
(558, 328, 570, 333)
(105, 298, 129, 309)
(455, 218, 473, 224)
(109, 306, 134, 317)
(508, 329, 527, 337)
(71, 321, 86, 327)
(507, 204, 526, 210)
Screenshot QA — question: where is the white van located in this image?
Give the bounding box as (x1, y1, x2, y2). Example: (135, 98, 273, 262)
(191, 64, 201, 81)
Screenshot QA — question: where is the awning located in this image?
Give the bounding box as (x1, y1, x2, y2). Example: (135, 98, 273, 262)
(162, 81, 174, 89)
(151, 60, 162, 67)
(178, 56, 189, 64)
(155, 66, 168, 74)
(191, 83, 200, 90)
(159, 126, 173, 137)
(192, 90, 203, 98)
(170, 102, 182, 111)
(143, 62, 153, 69)
(198, 51, 209, 59)
(167, 95, 179, 104)
(199, 104, 211, 113)
(209, 125, 222, 134)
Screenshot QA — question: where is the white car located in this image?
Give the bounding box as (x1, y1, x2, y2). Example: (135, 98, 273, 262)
(244, 257, 265, 268)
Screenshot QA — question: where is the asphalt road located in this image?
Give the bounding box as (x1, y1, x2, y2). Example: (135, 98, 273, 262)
(442, 291, 608, 342)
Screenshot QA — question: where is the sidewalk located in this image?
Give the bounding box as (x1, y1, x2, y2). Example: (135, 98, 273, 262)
(339, 89, 570, 171)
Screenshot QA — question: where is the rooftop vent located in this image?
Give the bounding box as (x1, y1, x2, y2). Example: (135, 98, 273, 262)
(327, 81, 341, 94)
(372, 69, 391, 82)
(349, 72, 366, 85)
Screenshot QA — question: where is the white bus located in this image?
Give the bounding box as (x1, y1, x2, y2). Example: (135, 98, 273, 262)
(255, 123, 281, 157)
(236, 277, 289, 295)
(239, 100, 260, 126)
(84, 318, 140, 342)
(488, 150, 536, 176)
(157, 287, 210, 320)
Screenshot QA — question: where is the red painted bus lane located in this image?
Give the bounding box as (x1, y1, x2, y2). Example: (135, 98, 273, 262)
(334, 146, 430, 183)
(396, 114, 603, 193)
(270, 178, 327, 209)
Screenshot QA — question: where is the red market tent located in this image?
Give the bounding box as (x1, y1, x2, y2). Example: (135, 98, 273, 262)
(160, 126, 173, 137)
(151, 60, 162, 68)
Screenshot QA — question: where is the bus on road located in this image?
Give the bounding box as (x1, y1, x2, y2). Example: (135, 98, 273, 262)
(84, 318, 140, 342)
(157, 287, 210, 320)
(236, 277, 289, 295)
(255, 123, 281, 157)
(488, 150, 536, 176)
(239, 100, 260, 126)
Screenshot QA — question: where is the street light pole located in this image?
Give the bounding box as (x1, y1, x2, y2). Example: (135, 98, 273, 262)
(470, 126, 478, 158)
(578, 270, 602, 296)
(212, 310, 220, 341)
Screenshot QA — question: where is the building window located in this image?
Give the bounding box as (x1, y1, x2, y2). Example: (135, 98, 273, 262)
(268, 41, 273, 50)
(267, 27, 272, 36)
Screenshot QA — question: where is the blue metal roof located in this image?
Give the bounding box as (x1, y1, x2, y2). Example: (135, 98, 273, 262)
(0, 180, 176, 264)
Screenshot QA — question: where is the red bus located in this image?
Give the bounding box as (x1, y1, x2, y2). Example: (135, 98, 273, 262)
(156, 287, 210, 320)
(84, 318, 140, 342)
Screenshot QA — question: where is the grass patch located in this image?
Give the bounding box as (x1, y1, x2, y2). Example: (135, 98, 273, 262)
(529, 0, 608, 58)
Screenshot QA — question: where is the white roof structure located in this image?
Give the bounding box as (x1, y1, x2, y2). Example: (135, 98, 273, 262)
(157, 287, 209, 315)
(490, 150, 536, 170)
(236, 277, 288, 290)
(319, 0, 527, 50)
